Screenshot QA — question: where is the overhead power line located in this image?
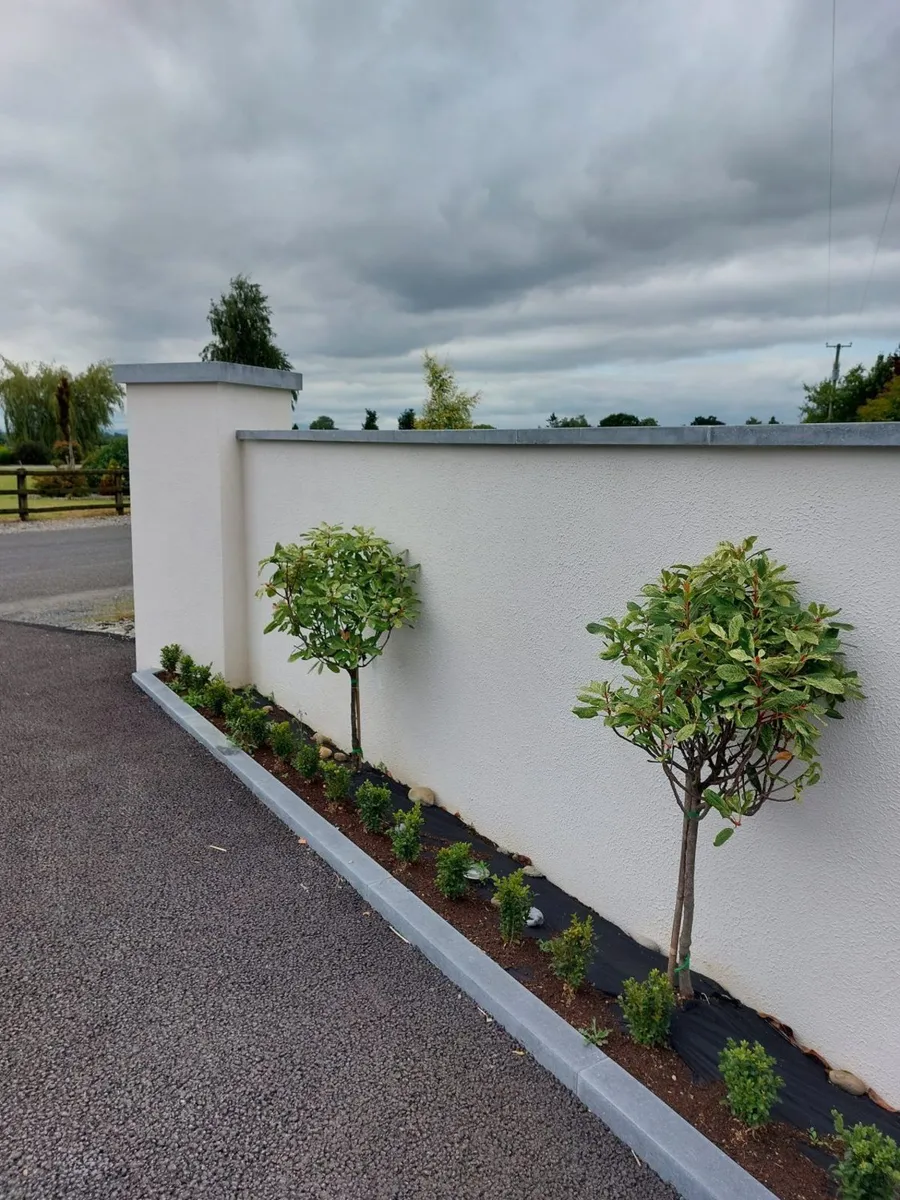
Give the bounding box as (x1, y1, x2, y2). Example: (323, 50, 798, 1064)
(825, 0, 837, 333)
(858, 156, 900, 316)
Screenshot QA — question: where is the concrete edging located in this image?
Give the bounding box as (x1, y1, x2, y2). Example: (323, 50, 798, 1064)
(133, 668, 776, 1200)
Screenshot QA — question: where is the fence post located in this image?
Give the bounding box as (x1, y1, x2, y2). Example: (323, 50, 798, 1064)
(16, 468, 28, 521)
(114, 469, 124, 516)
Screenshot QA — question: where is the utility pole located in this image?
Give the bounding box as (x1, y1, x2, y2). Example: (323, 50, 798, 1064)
(825, 341, 852, 421)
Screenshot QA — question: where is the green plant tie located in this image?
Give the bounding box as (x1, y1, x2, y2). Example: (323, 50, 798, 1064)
(674, 954, 691, 974)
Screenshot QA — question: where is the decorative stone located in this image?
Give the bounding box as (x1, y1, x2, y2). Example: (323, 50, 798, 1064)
(828, 1069, 867, 1097)
(318, 745, 333, 761)
(522, 865, 544, 878)
(261, 705, 274, 714)
(333, 752, 348, 763)
(526, 907, 544, 928)
(408, 787, 436, 807)
(495, 846, 512, 857)
(313, 732, 331, 746)
(490, 893, 501, 908)
(465, 862, 491, 883)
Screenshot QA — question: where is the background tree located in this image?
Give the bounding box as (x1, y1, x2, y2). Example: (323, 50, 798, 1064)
(472, 423, 496, 429)
(801, 351, 898, 422)
(548, 413, 590, 428)
(858, 374, 900, 421)
(259, 524, 419, 767)
(0, 358, 122, 457)
(691, 415, 725, 426)
(745, 417, 762, 425)
(417, 352, 480, 429)
(574, 537, 861, 998)
(768, 416, 780, 424)
(309, 415, 336, 430)
(362, 409, 379, 430)
(598, 413, 659, 427)
(201, 274, 293, 370)
(398, 408, 417, 430)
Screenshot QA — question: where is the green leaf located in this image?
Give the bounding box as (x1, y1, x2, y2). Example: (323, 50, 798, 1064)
(713, 827, 734, 847)
(586, 622, 603, 635)
(572, 706, 598, 719)
(716, 664, 746, 683)
(709, 623, 728, 640)
(804, 674, 845, 694)
(673, 723, 697, 743)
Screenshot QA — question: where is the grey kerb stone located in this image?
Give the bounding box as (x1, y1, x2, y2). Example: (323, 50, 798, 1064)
(133, 668, 777, 1200)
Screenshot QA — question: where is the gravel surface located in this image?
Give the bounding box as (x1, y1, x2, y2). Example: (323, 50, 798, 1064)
(0, 514, 131, 535)
(0, 623, 676, 1200)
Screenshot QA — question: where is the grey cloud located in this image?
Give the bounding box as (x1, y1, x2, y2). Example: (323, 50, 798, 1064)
(1, 0, 898, 428)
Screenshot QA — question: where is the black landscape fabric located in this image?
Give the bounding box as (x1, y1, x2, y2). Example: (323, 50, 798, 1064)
(271, 700, 900, 1143)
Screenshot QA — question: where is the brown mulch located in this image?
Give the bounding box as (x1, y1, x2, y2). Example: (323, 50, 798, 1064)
(192, 695, 834, 1200)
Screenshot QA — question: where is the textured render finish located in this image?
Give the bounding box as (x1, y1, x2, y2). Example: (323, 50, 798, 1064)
(238, 422, 900, 446)
(127, 380, 292, 679)
(240, 439, 900, 1105)
(114, 361, 303, 391)
(135, 668, 775, 1200)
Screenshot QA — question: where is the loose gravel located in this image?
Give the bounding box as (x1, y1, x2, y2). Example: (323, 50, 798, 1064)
(0, 624, 676, 1200)
(0, 514, 131, 535)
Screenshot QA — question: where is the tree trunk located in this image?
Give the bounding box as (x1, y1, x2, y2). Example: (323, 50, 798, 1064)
(667, 813, 690, 990)
(676, 802, 700, 999)
(348, 667, 362, 769)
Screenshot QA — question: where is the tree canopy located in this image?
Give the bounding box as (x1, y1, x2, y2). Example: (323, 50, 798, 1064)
(690, 415, 725, 426)
(309, 415, 336, 430)
(362, 409, 379, 430)
(0, 358, 123, 454)
(417, 352, 480, 429)
(201, 274, 292, 370)
(598, 413, 658, 427)
(858, 374, 900, 421)
(547, 413, 590, 428)
(801, 350, 898, 422)
(398, 408, 417, 430)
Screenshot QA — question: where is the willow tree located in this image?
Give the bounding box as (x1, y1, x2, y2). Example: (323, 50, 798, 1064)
(258, 524, 419, 767)
(0, 358, 122, 454)
(575, 538, 862, 998)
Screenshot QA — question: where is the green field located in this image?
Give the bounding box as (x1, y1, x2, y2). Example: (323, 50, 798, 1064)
(0, 470, 127, 522)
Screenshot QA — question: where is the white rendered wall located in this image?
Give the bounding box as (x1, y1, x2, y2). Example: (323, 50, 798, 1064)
(241, 439, 900, 1105)
(127, 381, 290, 680)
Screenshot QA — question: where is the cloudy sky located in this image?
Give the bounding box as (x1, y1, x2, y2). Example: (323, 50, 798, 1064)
(2, 0, 898, 428)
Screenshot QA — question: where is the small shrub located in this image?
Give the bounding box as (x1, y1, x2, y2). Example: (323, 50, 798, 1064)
(355, 780, 393, 833)
(293, 741, 321, 780)
(580, 1020, 612, 1048)
(33, 468, 89, 498)
(718, 1039, 784, 1128)
(177, 653, 198, 691)
(11, 439, 50, 465)
(192, 663, 212, 690)
(83, 436, 129, 489)
(0, 445, 14, 465)
(435, 842, 475, 899)
(389, 802, 424, 863)
(160, 643, 181, 674)
(224, 698, 269, 752)
(833, 1112, 900, 1200)
(269, 721, 297, 763)
(322, 761, 352, 801)
(493, 869, 533, 944)
(620, 969, 675, 1047)
(539, 914, 594, 996)
(182, 689, 208, 709)
(203, 675, 232, 715)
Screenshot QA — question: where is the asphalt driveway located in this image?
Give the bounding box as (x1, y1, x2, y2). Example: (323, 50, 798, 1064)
(0, 623, 675, 1200)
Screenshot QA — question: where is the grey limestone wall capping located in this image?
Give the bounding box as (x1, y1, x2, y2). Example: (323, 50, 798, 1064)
(113, 362, 303, 391)
(133, 666, 776, 1200)
(237, 423, 900, 447)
